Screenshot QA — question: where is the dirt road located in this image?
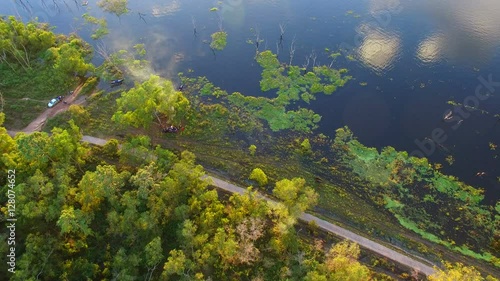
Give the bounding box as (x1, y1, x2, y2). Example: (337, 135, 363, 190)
(22, 83, 85, 132)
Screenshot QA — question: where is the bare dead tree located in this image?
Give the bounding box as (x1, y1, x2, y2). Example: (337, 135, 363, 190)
(279, 22, 286, 41)
(138, 12, 147, 24)
(310, 50, 317, 68)
(255, 28, 260, 50)
(18, 0, 33, 12)
(289, 36, 296, 66)
(275, 41, 280, 57)
(329, 57, 335, 68)
(61, 0, 73, 13)
(302, 54, 310, 72)
(96, 41, 111, 60)
(7, 25, 32, 70)
(217, 13, 223, 31)
(51, 0, 61, 14)
(191, 16, 196, 35)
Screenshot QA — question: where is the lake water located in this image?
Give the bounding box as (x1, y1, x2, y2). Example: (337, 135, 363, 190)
(3, 0, 500, 202)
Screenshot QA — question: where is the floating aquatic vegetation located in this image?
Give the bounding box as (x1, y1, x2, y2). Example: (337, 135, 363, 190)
(490, 143, 497, 150)
(180, 50, 350, 133)
(256, 51, 351, 105)
(179, 50, 350, 133)
(332, 127, 500, 266)
(445, 155, 455, 165)
(97, 0, 129, 17)
(210, 31, 228, 51)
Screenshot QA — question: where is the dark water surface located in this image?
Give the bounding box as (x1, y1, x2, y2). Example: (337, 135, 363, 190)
(2, 0, 500, 202)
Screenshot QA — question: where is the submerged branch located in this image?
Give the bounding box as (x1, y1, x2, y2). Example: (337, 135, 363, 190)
(289, 35, 296, 66)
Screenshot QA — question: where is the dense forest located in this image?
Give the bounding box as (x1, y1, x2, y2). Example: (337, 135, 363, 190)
(1, 13, 499, 281)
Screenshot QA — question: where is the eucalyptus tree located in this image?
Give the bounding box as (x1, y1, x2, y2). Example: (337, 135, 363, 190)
(112, 75, 190, 129)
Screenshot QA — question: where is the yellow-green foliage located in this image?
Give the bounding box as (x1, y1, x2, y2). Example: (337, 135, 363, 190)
(249, 167, 268, 186)
(428, 262, 495, 281)
(221, 50, 350, 133)
(249, 144, 257, 156)
(301, 138, 312, 153)
(304, 241, 371, 281)
(82, 13, 109, 40)
(332, 126, 499, 265)
(68, 104, 90, 125)
(210, 31, 227, 51)
(112, 75, 190, 128)
(81, 77, 99, 96)
(101, 139, 119, 157)
(97, 0, 128, 17)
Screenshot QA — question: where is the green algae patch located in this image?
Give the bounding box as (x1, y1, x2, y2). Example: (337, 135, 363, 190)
(332, 126, 500, 266)
(210, 31, 228, 51)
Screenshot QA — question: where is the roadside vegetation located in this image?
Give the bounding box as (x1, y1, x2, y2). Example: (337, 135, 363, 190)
(0, 16, 93, 129)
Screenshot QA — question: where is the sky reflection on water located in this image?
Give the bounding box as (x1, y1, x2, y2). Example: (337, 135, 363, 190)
(1, 0, 500, 201)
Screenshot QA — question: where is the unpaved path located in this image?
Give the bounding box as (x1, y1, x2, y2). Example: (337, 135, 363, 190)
(5, 129, 437, 276)
(22, 83, 85, 132)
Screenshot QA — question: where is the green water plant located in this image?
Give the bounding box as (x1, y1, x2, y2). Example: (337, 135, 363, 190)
(97, 0, 129, 17)
(210, 31, 227, 51)
(332, 126, 500, 266)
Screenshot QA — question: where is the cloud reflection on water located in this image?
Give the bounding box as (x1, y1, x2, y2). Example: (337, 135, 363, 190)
(418, 0, 500, 65)
(357, 27, 401, 73)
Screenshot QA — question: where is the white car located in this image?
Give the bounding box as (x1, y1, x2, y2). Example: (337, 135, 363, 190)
(47, 96, 63, 108)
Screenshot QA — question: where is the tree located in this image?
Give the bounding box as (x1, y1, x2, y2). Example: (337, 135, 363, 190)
(250, 168, 268, 186)
(428, 262, 489, 281)
(304, 241, 371, 281)
(0, 113, 16, 171)
(0, 17, 56, 71)
(145, 237, 164, 281)
(249, 144, 257, 156)
(112, 75, 190, 129)
(273, 177, 318, 218)
(76, 165, 128, 213)
(49, 38, 94, 76)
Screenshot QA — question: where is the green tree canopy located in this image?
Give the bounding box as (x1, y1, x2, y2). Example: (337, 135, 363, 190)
(112, 75, 190, 129)
(249, 167, 268, 186)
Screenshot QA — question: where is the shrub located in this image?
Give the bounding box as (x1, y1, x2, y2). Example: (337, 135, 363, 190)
(249, 144, 257, 156)
(249, 168, 268, 186)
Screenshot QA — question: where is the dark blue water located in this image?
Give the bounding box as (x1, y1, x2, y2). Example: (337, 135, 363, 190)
(2, 0, 500, 202)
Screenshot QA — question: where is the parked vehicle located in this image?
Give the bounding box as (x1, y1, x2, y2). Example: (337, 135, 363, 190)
(47, 96, 63, 108)
(111, 79, 124, 87)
